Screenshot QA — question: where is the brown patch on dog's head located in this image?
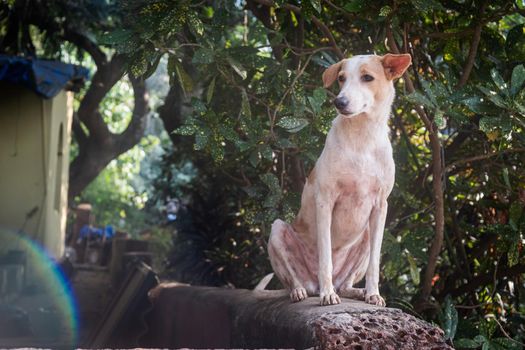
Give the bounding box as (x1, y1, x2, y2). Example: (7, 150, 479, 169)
(381, 54, 412, 80)
(358, 58, 392, 101)
(322, 60, 345, 88)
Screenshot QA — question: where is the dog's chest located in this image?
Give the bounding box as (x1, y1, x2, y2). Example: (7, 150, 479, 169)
(332, 148, 394, 189)
(316, 152, 392, 223)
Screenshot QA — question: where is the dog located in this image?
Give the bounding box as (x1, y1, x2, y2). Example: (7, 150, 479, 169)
(268, 53, 412, 306)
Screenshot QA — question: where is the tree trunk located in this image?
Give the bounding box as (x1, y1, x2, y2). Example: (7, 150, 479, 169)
(68, 76, 148, 202)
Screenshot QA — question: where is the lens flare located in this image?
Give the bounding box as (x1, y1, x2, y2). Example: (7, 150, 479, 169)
(0, 228, 78, 348)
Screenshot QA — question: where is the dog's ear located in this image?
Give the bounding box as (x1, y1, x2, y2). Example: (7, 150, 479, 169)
(322, 61, 343, 88)
(381, 54, 412, 80)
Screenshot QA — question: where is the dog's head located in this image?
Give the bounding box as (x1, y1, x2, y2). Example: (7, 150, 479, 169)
(322, 54, 411, 117)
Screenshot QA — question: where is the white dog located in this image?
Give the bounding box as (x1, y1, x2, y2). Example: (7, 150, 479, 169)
(268, 54, 412, 306)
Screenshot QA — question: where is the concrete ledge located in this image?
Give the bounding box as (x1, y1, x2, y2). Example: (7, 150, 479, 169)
(141, 283, 453, 349)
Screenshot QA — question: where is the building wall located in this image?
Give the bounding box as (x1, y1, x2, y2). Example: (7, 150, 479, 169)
(0, 83, 73, 259)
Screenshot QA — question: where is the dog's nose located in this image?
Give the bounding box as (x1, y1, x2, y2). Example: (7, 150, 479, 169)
(334, 96, 349, 110)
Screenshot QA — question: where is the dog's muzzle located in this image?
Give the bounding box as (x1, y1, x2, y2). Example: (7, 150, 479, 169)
(334, 96, 349, 110)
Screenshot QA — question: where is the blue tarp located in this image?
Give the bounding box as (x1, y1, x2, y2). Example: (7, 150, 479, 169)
(0, 55, 89, 99)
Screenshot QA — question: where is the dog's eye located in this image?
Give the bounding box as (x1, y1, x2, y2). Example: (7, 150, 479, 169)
(361, 74, 374, 82)
(338, 75, 346, 83)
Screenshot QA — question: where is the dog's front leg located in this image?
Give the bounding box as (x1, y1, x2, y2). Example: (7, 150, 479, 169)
(365, 199, 388, 306)
(315, 195, 340, 305)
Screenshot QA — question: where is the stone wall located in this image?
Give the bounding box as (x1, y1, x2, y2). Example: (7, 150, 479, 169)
(141, 283, 453, 349)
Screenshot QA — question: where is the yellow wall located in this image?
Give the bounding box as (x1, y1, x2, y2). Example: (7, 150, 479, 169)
(0, 83, 72, 258)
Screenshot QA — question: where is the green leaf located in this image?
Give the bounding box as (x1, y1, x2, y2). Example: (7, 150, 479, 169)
(474, 335, 488, 344)
(218, 124, 238, 142)
(210, 142, 224, 162)
(309, 0, 322, 13)
(447, 110, 469, 124)
(275, 138, 296, 149)
(260, 173, 282, 208)
(174, 61, 194, 95)
(290, 10, 298, 26)
(241, 89, 251, 117)
(509, 201, 523, 231)
(478, 117, 499, 133)
(343, 0, 365, 12)
(173, 124, 197, 136)
(186, 11, 204, 36)
(502, 168, 511, 189)
(277, 116, 309, 133)
(263, 194, 281, 208)
(442, 296, 458, 340)
(490, 69, 508, 94)
(508, 240, 519, 267)
(479, 320, 496, 338)
(434, 110, 447, 129)
(192, 47, 214, 64)
(308, 88, 327, 115)
(407, 253, 420, 285)
(407, 91, 435, 109)
(227, 57, 247, 80)
(505, 25, 525, 63)
(249, 150, 260, 167)
(455, 338, 480, 348)
(379, 5, 392, 17)
(260, 144, 273, 161)
(235, 140, 251, 152)
(130, 53, 149, 77)
(194, 131, 208, 150)
(192, 98, 207, 114)
(98, 29, 133, 45)
(462, 96, 492, 114)
(478, 86, 507, 108)
(411, 0, 445, 13)
(207, 76, 216, 104)
(260, 173, 280, 192)
(510, 64, 525, 97)
(492, 337, 522, 350)
(420, 79, 438, 106)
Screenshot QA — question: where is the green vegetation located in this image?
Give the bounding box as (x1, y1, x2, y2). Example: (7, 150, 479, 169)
(2, 0, 525, 348)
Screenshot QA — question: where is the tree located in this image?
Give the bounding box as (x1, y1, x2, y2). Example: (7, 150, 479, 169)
(0, 0, 150, 201)
(107, 0, 525, 345)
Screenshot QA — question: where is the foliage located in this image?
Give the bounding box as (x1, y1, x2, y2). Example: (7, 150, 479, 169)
(105, 0, 525, 346)
(79, 136, 156, 234)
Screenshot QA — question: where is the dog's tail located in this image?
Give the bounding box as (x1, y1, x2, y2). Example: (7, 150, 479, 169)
(254, 272, 274, 290)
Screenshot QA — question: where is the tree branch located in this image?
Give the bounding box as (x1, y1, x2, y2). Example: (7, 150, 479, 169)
(444, 263, 525, 298)
(445, 148, 525, 174)
(68, 74, 149, 201)
(456, 2, 486, 88)
(386, 24, 445, 306)
(117, 76, 149, 149)
(77, 54, 126, 137)
(71, 113, 88, 146)
(61, 29, 107, 67)
(248, 0, 344, 59)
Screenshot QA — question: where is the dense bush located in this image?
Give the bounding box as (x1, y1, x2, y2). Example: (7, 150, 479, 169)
(123, 1, 525, 347)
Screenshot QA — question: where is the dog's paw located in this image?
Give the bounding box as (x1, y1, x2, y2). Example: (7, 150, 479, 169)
(290, 287, 308, 302)
(320, 291, 341, 305)
(365, 294, 386, 307)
